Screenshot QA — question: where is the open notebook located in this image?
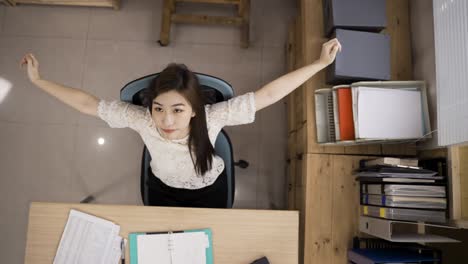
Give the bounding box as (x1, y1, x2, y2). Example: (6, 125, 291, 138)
(129, 229, 213, 264)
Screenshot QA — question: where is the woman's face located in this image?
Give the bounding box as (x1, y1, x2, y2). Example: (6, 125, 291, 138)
(152, 90, 195, 140)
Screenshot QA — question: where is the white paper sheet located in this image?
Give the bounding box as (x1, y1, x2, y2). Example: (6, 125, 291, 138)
(137, 232, 209, 264)
(53, 209, 122, 264)
(356, 87, 423, 139)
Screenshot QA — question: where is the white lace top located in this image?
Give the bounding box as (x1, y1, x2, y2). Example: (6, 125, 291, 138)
(97, 92, 256, 189)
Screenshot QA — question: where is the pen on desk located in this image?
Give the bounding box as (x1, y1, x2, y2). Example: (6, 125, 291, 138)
(120, 238, 126, 264)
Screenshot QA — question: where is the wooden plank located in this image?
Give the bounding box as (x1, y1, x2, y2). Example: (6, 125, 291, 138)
(1, 0, 15, 6)
(458, 146, 468, 219)
(239, 0, 249, 48)
(287, 22, 297, 133)
(171, 14, 243, 26)
(287, 159, 296, 210)
(111, 0, 119, 10)
(418, 147, 448, 160)
(176, 0, 240, 4)
(304, 120, 346, 155)
(13, 0, 118, 8)
(330, 155, 362, 263)
(296, 155, 304, 188)
(449, 146, 462, 221)
(160, 0, 174, 46)
(288, 131, 297, 161)
(344, 144, 382, 156)
(287, 94, 296, 134)
(294, 15, 304, 72)
(294, 16, 306, 129)
(296, 124, 306, 156)
(303, 154, 333, 264)
(302, 154, 369, 264)
(287, 22, 296, 72)
(25, 203, 299, 264)
(386, 0, 413, 80)
(294, 85, 306, 128)
(381, 143, 417, 156)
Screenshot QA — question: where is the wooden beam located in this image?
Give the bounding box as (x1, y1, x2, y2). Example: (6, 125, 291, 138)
(449, 146, 462, 221)
(458, 146, 468, 219)
(3, 0, 16, 6)
(13, 0, 118, 8)
(171, 14, 243, 26)
(303, 154, 369, 264)
(112, 0, 119, 10)
(239, 0, 249, 48)
(159, 0, 174, 46)
(175, 0, 240, 4)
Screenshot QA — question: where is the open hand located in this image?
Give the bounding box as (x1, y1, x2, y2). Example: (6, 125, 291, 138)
(20, 53, 41, 83)
(318, 38, 342, 66)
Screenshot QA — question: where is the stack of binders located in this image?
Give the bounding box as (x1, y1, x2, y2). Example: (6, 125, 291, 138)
(357, 157, 447, 224)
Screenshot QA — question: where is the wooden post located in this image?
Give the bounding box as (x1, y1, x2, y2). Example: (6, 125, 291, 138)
(160, 0, 175, 46)
(239, 0, 250, 48)
(4, 0, 16, 6)
(112, 0, 120, 10)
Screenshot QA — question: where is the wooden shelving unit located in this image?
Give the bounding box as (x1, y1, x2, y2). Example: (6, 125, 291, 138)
(283, 0, 454, 263)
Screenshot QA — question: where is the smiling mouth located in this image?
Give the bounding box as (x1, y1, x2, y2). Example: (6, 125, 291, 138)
(161, 129, 176, 134)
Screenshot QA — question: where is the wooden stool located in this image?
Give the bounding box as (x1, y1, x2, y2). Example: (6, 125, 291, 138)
(159, 0, 250, 48)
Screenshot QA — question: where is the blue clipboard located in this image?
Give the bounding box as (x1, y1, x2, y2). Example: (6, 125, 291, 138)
(129, 228, 213, 264)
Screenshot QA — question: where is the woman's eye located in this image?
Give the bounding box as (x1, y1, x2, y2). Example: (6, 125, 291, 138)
(174, 109, 184, 113)
(154, 107, 163, 112)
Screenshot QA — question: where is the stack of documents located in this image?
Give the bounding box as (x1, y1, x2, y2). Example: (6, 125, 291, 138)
(54, 210, 123, 264)
(362, 194, 447, 209)
(356, 165, 440, 180)
(314, 81, 431, 145)
(362, 205, 446, 223)
(363, 184, 446, 197)
(357, 158, 448, 224)
(363, 157, 419, 167)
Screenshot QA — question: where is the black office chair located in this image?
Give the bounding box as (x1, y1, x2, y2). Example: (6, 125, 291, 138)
(120, 73, 249, 208)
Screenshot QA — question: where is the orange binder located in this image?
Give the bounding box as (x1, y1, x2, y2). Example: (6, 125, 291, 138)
(337, 87, 355, 140)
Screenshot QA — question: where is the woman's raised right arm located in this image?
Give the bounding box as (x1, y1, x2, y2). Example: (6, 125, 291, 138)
(21, 53, 100, 117)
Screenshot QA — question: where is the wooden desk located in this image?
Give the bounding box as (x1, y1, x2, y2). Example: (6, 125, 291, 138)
(24, 202, 299, 264)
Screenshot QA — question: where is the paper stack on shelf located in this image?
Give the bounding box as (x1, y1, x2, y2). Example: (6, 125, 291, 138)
(362, 194, 447, 209)
(314, 81, 432, 146)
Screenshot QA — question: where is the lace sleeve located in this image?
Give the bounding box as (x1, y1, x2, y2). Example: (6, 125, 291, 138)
(97, 100, 150, 132)
(205, 92, 256, 129)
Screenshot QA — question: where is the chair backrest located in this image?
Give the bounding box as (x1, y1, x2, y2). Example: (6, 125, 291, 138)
(120, 72, 234, 103)
(121, 72, 236, 208)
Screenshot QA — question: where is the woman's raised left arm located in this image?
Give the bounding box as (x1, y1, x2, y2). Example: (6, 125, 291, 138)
(254, 38, 341, 111)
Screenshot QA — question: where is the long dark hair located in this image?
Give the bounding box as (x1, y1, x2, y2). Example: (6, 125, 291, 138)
(142, 63, 215, 175)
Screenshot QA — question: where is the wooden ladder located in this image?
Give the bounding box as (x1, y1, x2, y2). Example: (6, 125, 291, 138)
(159, 0, 250, 48)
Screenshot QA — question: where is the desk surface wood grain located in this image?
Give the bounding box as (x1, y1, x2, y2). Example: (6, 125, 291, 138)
(24, 202, 299, 264)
